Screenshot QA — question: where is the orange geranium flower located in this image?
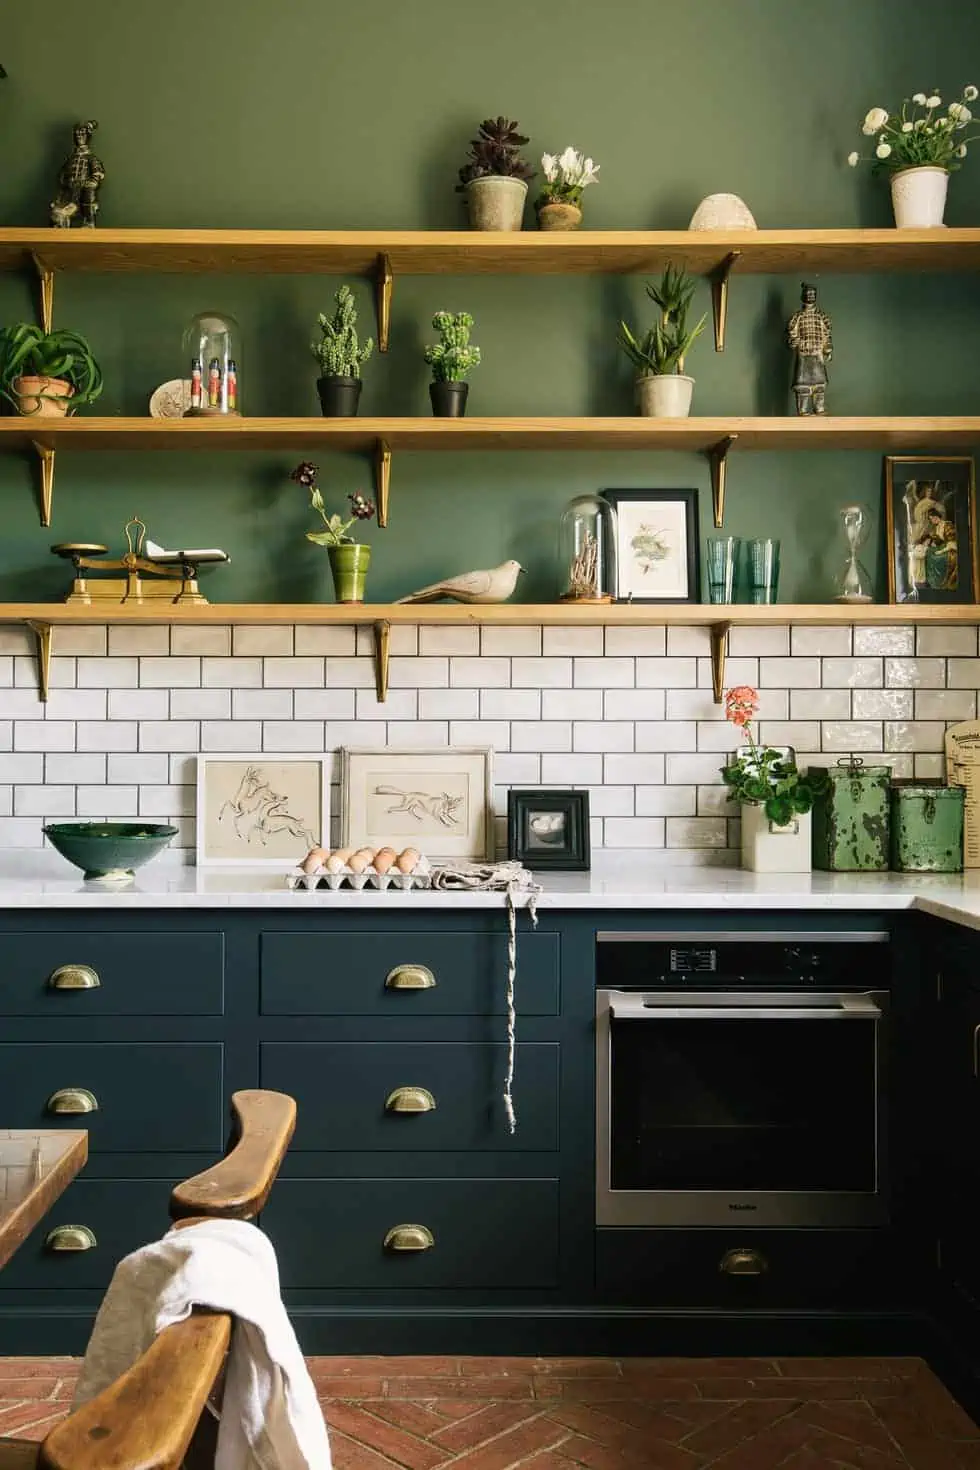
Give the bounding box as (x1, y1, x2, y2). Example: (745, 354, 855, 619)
(724, 684, 760, 729)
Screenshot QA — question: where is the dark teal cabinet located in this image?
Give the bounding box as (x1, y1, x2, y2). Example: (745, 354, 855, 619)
(0, 931, 225, 1015)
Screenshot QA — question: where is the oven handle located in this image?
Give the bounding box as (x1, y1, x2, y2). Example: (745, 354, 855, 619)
(608, 995, 882, 1021)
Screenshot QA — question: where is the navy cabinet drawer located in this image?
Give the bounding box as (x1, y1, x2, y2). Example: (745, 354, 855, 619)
(260, 1042, 559, 1151)
(0, 1043, 224, 1153)
(0, 932, 224, 1015)
(0, 1178, 171, 1289)
(260, 931, 559, 1016)
(265, 1179, 560, 1289)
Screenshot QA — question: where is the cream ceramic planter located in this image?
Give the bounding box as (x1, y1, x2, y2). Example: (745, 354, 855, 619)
(740, 804, 812, 873)
(890, 166, 949, 229)
(12, 375, 74, 417)
(637, 373, 694, 418)
(466, 177, 528, 232)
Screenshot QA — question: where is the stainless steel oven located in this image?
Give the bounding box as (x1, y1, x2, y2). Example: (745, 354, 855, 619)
(596, 931, 889, 1228)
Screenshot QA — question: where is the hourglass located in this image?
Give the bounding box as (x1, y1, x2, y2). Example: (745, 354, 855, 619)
(833, 503, 873, 604)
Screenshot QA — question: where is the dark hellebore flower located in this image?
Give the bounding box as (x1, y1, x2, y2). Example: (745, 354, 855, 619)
(349, 492, 375, 521)
(290, 461, 318, 487)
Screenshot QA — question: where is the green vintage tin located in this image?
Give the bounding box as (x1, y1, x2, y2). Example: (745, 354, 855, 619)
(890, 781, 965, 873)
(809, 757, 891, 871)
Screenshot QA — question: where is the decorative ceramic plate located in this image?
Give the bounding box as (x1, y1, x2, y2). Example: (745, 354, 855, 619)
(149, 379, 193, 418)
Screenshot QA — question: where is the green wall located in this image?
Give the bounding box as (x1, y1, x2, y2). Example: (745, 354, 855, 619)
(1, 0, 979, 604)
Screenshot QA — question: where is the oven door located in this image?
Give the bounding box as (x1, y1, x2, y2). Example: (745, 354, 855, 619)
(596, 989, 888, 1227)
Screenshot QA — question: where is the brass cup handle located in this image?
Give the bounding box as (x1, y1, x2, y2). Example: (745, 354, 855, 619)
(383, 1224, 435, 1252)
(385, 1086, 437, 1114)
(46, 1087, 99, 1115)
(45, 1224, 97, 1253)
(719, 1247, 768, 1277)
(385, 965, 436, 991)
(48, 964, 100, 991)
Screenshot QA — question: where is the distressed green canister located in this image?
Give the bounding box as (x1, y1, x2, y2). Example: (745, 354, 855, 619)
(808, 757, 891, 871)
(890, 781, 965, 873)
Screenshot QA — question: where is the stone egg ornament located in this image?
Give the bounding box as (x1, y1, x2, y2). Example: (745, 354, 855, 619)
(688, 193, 757, 230)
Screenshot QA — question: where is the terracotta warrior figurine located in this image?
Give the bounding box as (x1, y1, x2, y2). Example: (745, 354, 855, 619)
(786, 282, 833, 416)
(50, 121, 105, 228)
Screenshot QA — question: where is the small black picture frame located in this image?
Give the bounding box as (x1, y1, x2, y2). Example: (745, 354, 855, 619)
(507, 790, 591, 871)
(601, 488, 701, 604)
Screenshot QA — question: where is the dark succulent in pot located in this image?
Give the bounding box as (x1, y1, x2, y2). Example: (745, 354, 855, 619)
(311, 285, 373, 417)
(0, 323, 103, 417)
(423, 311, 481, 417)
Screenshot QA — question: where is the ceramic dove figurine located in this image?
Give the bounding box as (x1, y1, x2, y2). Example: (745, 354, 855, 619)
(396, 560, 524, 605)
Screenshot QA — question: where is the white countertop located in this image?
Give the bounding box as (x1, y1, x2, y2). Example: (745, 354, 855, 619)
(3, 851, 980, 930)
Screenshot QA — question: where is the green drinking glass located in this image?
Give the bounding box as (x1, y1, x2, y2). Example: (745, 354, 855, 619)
(747, 538, 781, 604)
(706, 537, 741, 603)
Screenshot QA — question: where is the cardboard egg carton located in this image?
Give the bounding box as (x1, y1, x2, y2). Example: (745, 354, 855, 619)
(286, 853, 432, 893)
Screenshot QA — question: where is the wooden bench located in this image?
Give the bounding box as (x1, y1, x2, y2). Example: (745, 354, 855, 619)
(0, 1088, 297, 1470)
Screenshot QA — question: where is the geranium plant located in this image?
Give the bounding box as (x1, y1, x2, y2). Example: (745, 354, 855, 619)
(720, 685, 814, 827)
(538, 148, 600, 208)
(847, 85, 980, 171)
(291, 462, 375, 546)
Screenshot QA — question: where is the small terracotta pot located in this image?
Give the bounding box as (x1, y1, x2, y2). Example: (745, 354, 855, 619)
(12, 375, 74, 417)
(537, 202, 583, 232)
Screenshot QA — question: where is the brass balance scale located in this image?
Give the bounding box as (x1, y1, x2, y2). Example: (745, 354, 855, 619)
(52, 517, 230, 605)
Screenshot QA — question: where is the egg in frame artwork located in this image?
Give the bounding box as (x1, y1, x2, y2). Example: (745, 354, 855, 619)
(507, 789, 591, 871)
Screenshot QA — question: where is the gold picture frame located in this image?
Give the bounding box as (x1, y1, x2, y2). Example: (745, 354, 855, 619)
(884, 455, 979, 605)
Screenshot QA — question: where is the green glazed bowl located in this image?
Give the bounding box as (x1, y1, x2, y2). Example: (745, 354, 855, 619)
(43, 822, 179, 881)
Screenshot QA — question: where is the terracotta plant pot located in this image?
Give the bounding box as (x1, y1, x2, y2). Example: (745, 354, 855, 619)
(466, 177, 528, 231)
(537, 202, 583, 232)
(429, 381, 469, 417)
(328, 543, 371, 603)
(317, 375, 362, 417)
(890, 166, 949, 228)
(636, 373, 694, 418)
(12, 375, 74, 417)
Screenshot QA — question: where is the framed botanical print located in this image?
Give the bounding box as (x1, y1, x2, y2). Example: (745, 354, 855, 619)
(196, 755, 331, 868)
(601, 489, 700, 603)
(340, 747, 493, 860)
(884, 456, 979, 604)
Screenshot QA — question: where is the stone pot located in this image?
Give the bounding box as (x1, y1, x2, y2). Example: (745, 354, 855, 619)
(328, 543, 371, 603)
(636, 373, 695, 418)
(466, 177, 528, 232)
(12, 375, 74, 417)
(317, 375, 362, 417)
(429, 381, 469, 417)
(537, 201, 583, 232)
(740, 804, 812, 873)
(890, 166, 949, 229)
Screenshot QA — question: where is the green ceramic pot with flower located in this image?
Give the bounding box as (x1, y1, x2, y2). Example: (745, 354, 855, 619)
(290, 461, 375, 604)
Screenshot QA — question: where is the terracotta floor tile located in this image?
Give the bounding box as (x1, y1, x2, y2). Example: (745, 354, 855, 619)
(430, 1401, 545, 1452)
(436, 1416, 568, 1470)
(774, 1356, 926, 1380)
(622, 1357, 779, 1379)
(384, 1377, 535, 1400)
(330, 1430, 405, 1470)
(365, 1400, 461, 1439)
(682, 1399, 801, 1457)
(311, 1357, 459, 1378)
(324, 1402, 446, 1470)
(533, 1376, 702, 1402)
(314, 1377, 387, 1398)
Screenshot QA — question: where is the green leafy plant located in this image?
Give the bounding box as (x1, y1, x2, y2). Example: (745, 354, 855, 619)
(311, 285, 374, 379)
(848, 85, 980, 172)
(290, 462, 375, 547)
(618, 263, 707, 377)
(0, 323, 103, 412)
(720, 685, 814, 826)
(457, 117, 536, 189)
(424, 311, 482, 382)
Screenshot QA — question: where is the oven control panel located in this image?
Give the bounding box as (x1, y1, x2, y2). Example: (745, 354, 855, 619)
(597, 932, 889, 990)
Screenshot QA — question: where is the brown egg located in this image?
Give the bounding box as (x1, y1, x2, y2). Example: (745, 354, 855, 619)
(373, 850, 396, 875)
(300, 846, 328, 875)
(348, 852, 370, 874)
(333, 849, 354, 864)
(324, 854, 346, 875)
(354, 846, 376, 862)
(395, 847, 420, 874)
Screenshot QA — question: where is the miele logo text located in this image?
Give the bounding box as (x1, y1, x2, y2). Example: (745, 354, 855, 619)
(728, 1203, 757, 1211)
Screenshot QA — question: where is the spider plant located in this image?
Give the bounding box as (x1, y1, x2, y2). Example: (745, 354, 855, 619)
(0, 323, 104, 413)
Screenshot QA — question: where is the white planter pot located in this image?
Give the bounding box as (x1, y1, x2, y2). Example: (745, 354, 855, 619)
(740, 804, 812, 873)
(637, 373, 694, 418)
(466, 177, 528, 232)
(890, 166, 948, 229)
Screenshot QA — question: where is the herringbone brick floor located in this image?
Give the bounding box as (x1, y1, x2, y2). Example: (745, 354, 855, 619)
(0, 1355, 975, 1467)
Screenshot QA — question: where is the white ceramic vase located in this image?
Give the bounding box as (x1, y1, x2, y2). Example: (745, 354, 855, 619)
(740, 804, 812, 873)
(890, 166, 949, 229)
(466, 177, 528, 231)
(637, 373, 694, 418)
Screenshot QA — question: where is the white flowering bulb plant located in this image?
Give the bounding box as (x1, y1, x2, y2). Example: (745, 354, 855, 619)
(848, 85, 980, 172)
(538, 147, 600, 208)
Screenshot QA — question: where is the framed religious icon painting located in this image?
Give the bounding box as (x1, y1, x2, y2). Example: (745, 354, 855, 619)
(601, 489, 700, 603)
(884, 456, 979, 605)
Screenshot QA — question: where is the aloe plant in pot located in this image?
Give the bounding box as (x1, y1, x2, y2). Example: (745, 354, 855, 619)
(0, 324, 103, 417)
(423, 311, 481, 417)
(618, 264, 707, 418)
(311, 285, 374, 416)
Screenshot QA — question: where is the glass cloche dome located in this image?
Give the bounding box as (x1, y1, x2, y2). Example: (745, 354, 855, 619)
(559, 493, 616, 602)
(182, 311, 241, 417)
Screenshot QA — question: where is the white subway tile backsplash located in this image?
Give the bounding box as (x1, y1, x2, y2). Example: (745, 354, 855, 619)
(170, 689, 231, 720)
(44, 689, 108, 721)
(138, 722, 199, 752)
(605, 753, 667, 784)
(852, 688, 913, 720)
(574, 721, 634, 752)
(202, 657, 262, 688)
(15, 656, 73, 689)
(666, 817, 728, 848)
(356, 689, 417, 721)
(294, 689, 357, 719)
(420, 688, 480, 721)
(171, 625, 232, 657)
(791, 689, 851, 720)
(357, 625, 417, 657)
(884, 721, 947, 753)
(139, 785, 195, 817)
(51, 626, 107, 656)
(418, 626, 480, 657)
(759, 721, 822, 750)
(697, 786, 737, 815)
(233, 626, 293, 657)
(0, 628, 32, 655)
(199, 722, 261, 752)
(589, 785, 635, 816)
(324, 723, 387, 749)
(0, 724, 10, 753)
(108, 754, 169, 785)
(886, 657, 946, 688)
(947, 659, 980, 689)
(264, 657, 324, 688)
(109, 689, 169, 721)
(636, 785, 697, 816)
(604, 689, 666, 720)
(294, 626, 356, 656)
(540, 753, 604, 785)
(790, 627, 852, 656)
(493, 753, 541, 784)
(13, 722, 75, 752)
(232, 689, 294, 720)
(261, 722, 326, 751)
(450, 721, 510, 750)
(914, 754, 945, 779)
(512, 721, 570, 752)
(575, 657, 633, 688)
(605, 627, 666, 657)
(14, 785, 74, 817)
(46, 753, 105, 784)
(481, 626, 541, 656)
(0, 656, 11, 688)
(0, 818, 43, 846)
(451, 657, 509, 688)
(917, 626, 977, 657)
(77, 722, 138, 752)
(822, 657, 883, 689)
(604, 817, 665, 848)
(666, 626, 711, 656)
(699, 656, 758, 688)
(695, 721, 742, 753)
(638, 658, 696, 688)
(728, 627, 790, 656)
(512, 657, 572, 689)
(636, 721, 698, 752)
(543, 626, 603, 657)
(821, 721, 883, 752)
(77, 656, 138, 689)
(854, 626, 915, 656)
(481, 689, 542, 721)
(666, 752, 728, 785)
(108, 626, 169, 656)
(759, 657, 820, 688)
(915, 689, 976, 720)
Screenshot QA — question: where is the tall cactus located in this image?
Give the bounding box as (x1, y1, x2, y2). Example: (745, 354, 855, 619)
(424, 311, 482, 382)
(312, 285, 374, 378)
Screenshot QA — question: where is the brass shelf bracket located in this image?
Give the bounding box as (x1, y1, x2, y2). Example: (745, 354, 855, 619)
(710, 621, 731, 705)
(373, 619, 391, 703)
(710, 250, 741, 352)
(32, 441, 55, 527)
(376, 438, 391, 528)
(27, 620, 53, 704)
(31, 253, 54, 334)
(707, 433, 739, 528)
(376, 253, 393, 353)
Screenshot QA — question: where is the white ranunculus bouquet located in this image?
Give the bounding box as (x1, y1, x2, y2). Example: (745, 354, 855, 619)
(538, 147, 600, 207)
(848, 85, 980, 172)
